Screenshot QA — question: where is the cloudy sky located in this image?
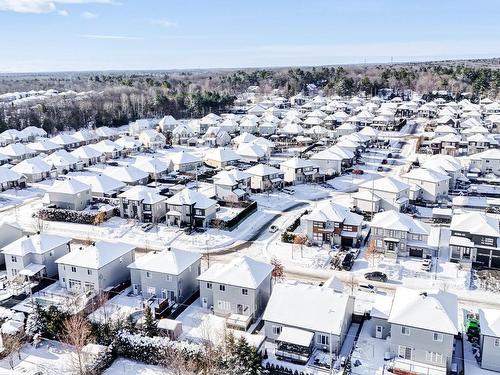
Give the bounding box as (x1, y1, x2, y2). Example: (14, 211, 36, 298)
(0, 0, 499, 72)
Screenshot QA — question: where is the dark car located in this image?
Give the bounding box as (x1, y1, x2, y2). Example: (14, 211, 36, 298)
(353, 169, 364, 175)
(381, 159, 388, 165)
(342, 253, 355, 270)
(377, 166, 384, 172)
(364, 271, 388, 282)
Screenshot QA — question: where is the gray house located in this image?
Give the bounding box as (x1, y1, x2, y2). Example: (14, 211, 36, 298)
(370, 294, 394, 340)
(0, 221, 24, 265)
(48, 178, 92, 211)
(263, 283, 354, 364)
(1, 233, 71, 280)
(56, 241, 135, 292)
(479, 308, 500, 372)
(128, 248, 201, 305)
(198, 256, 272, 330)
(118, 186, 167, 223)
(387, 287, 458, 371)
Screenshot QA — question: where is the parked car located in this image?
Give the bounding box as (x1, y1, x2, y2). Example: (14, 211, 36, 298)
(358, 283, 377, 293)
(381, 159, 388, 165)
(141, 223, 154, 232)
(353, 169, 364, 175)
(421, 259, 432, 271)
(282, 187, 295, 195)
(377, 166, 384, 172)
(341, 253, 354, 271)
(269, 225, 279, 233)
(350, 248, 361, 259)
(364, 271, 388, 282)
(184, 227, 193, 234)
(194, 227, 206, 233)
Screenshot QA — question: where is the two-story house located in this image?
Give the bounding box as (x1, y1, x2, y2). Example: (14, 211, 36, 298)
(166, 188, 217, 228)
(387, 288, 458, 372)
(370, 211, 435, 259)
(263, 283, 354, 364)
(198, 256, 272, 330)
(56, 241, 135, 292)
(355, 176, 409, 213)
(2, 233, 71, 280)
(301, 201, 363, 247)
(245, 164, 284, 192)
(204, 148, 241, 169)
(139, 129, 166, 150)
(478, 308, 500, 372)
(213, 169, 251, 202)
(280, 157, 324, 185)
(118, 186, 167, 223)
(449, 212, 500, 268)
(402, 167, 450, 203)
(128, 248, 201, 305)
(48, 178, 92, 211)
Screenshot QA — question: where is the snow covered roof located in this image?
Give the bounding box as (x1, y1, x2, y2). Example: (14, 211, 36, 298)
(128, 249, 201, 275)
(11, 156, 51, 174)
(281, 157, 317, 169)
(71, 173, 126, 195)
(422, 155, 462, 173)
(277, 327, 314, 347)
(213, 169, 250, 185)
(104, 165, 149, 183)
(388, 287, 458, 335)
(95, 126, 118, 138)
(479, 308, 500, 338)
(402, 167, 450, 183)
(50, 178, 91, 195)
(450, 212, 499, 237)
(28, 139, 62, 153)
(371, 294, 394, 320)
(50, 134, 79, 146)
(204, 148, 241, 163)
(0, 167, 24, 184)
(236, 143, 268, 159)
(359, 176, 409, 193)
(55, 241, 135, 269)
(133, 157, 169, 174)
(118, 186, 166, 204)
(470, 148, 500, 161)
(198, 256, 272, 289)
(166, 188, 216, 209)
(90, 140, 123, 154)
(263, 283, 352, 335)
(245, 163, 281, 177)
(71, 145, 103, 160)
(303, 201, 363, 226)
(232, 132, 257, 144)
(2, 233, 70, 256)
(0, 143, 34, 158)
(371, 211, 430, 235)
(167, 151, 201, 165)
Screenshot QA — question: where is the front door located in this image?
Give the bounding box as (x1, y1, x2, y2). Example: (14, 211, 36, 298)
(375, 325, 383, 339)
(202, 297, 208, 308)
(237, 304, 243, 314)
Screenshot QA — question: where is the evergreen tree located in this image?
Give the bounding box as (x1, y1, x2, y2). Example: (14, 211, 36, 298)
(142, 306, 158, 337)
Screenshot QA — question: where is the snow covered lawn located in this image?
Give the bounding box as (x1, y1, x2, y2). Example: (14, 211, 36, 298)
(104, 358, 173, 375)
(88, 288, 143, 324)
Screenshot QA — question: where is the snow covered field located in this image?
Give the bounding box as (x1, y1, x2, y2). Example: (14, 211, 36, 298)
(104, 358, 173, 375)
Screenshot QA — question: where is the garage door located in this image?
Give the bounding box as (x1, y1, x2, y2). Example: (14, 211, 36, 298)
(490, 257, 500, 269)
(409, 248, 423, 258)
(475, 254, 490, 268)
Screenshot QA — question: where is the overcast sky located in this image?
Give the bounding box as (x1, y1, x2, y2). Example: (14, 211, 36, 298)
(0, 0, 499, 72)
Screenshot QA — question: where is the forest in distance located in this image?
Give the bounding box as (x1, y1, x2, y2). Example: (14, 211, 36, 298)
(0, 58, 499, 135)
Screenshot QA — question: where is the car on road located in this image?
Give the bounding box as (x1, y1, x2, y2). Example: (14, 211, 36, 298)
(350, 248, 361, 259)
(282, 187, 295, 195)
(141, 223, 154, 232)
(358, 283, 378, 294)
(353, 169, 364, 175)
(377, 166, 384, 172)
(381, 159, 388, 165)
(364, 271, 388, 282)
(269, 225, 279, 233)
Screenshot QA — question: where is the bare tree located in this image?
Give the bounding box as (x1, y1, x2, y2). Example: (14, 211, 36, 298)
(364, 240, 382, 268)
(2, 333, 24, 370)
(61, 314, 95, 375)
(293, 235, 307, 258)
(271, 257, 284, 284)
(344, 274, 358, 296)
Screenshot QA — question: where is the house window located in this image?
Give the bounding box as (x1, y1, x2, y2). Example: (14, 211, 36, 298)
(166, 275, 171, 281)
(147, 287, 156, 295)
(11, 256, 17, 263)
(494, 339, 500, 347)
(426, 351, 443, 364)
(398, 346, 413, 360)
(481, 237, 494, 246)
(143, 204, 152, 211)
(242, 288, 248, 296)
(433, 332, 443, 342)
(317, 334, 329, 346)
(49, 251, 53, 257)
(71, 266, 77, 273)
(207, 282, 212, 289)
(401, 326, 410, 336)
(87, 269, 92, 276)
(146, 271, 152, 279)
(272, 325, 282, 335)
(11, 269, 18, 276)
(313, 232, 322, 242)
(219, 285, 226, 292)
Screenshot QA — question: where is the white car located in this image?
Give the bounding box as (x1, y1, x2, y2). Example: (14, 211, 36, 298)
(269, 225, 279, 233)
(282, 187, 295, 195)
(421, 259, 432, 272)
(358, 283, 378, 294)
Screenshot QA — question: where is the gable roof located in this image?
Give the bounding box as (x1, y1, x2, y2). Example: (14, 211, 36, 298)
(128, 249, 201, 275)
(50, 178, 91, 195)
(166, 188, 216, 209)
(479, 308, 500, 338)
(450, 212, 500, 237)
(55, 241, 135, 269)
(388, 287, 458, 335)
(197, 256, 272, 289)
(371, 211, 430, 235)
(359, 176, 409, 193)
(2, 234, 70, 256)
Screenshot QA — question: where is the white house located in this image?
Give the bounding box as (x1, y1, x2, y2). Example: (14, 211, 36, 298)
(166, 188, 217, 228)
(48, 178, 92, 210)
(118, 186, 167, 223)
(139, 129, 166, 150)
(355, 176, 409, 213)
(245, 164, 284, 192)
(204, 148, 241, 169)
(213, 169, 250, 202)
(402, 168, 450, 203)
(280, 157, 324, 185)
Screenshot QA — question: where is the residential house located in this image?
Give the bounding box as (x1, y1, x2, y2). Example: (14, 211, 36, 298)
(449, 212, 500, 268)
(0, 168, 26, 191)
(133, 157, 170, 180)
(172, 124, 196, 146)
(70, 145, 104, 167)
(387, 288, 458, 372)
(128, 248, 202, 306)
(204, 148, 241, 169)
(89, 140, 124, 160)
(70, 173, 126, 198)
(44, 150, 83, 174)
(280, 157, 324, 185)
(0, 143, 36, 161)
(202, 126, 231, 147)
(402, 168, 450, 203)
(355, 176, 409, 213)
(166, 188, 217, 228)
(244, 164, 284, 192)
(469, 149, 500, 176)
(104, 165, 149, 186)
(118, 186, 167, 223)
(370, 211, 435, 259)
(478, 308, 500, 372)
(48, 178, 92, 210)
(167, 151, 202, 172)
(11, 157, 55, 183)
(198, 256, 273, 329)
(50, 134, 80, 150)
(263, 283, 354, 363)
(2, 233, 71, 280)
(301, 201, 363, 247)
(56, 241, 135, 292)
(213, 169, 250, 202)
(139, 129, 166, 150)
(0, 221, 24, 265)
